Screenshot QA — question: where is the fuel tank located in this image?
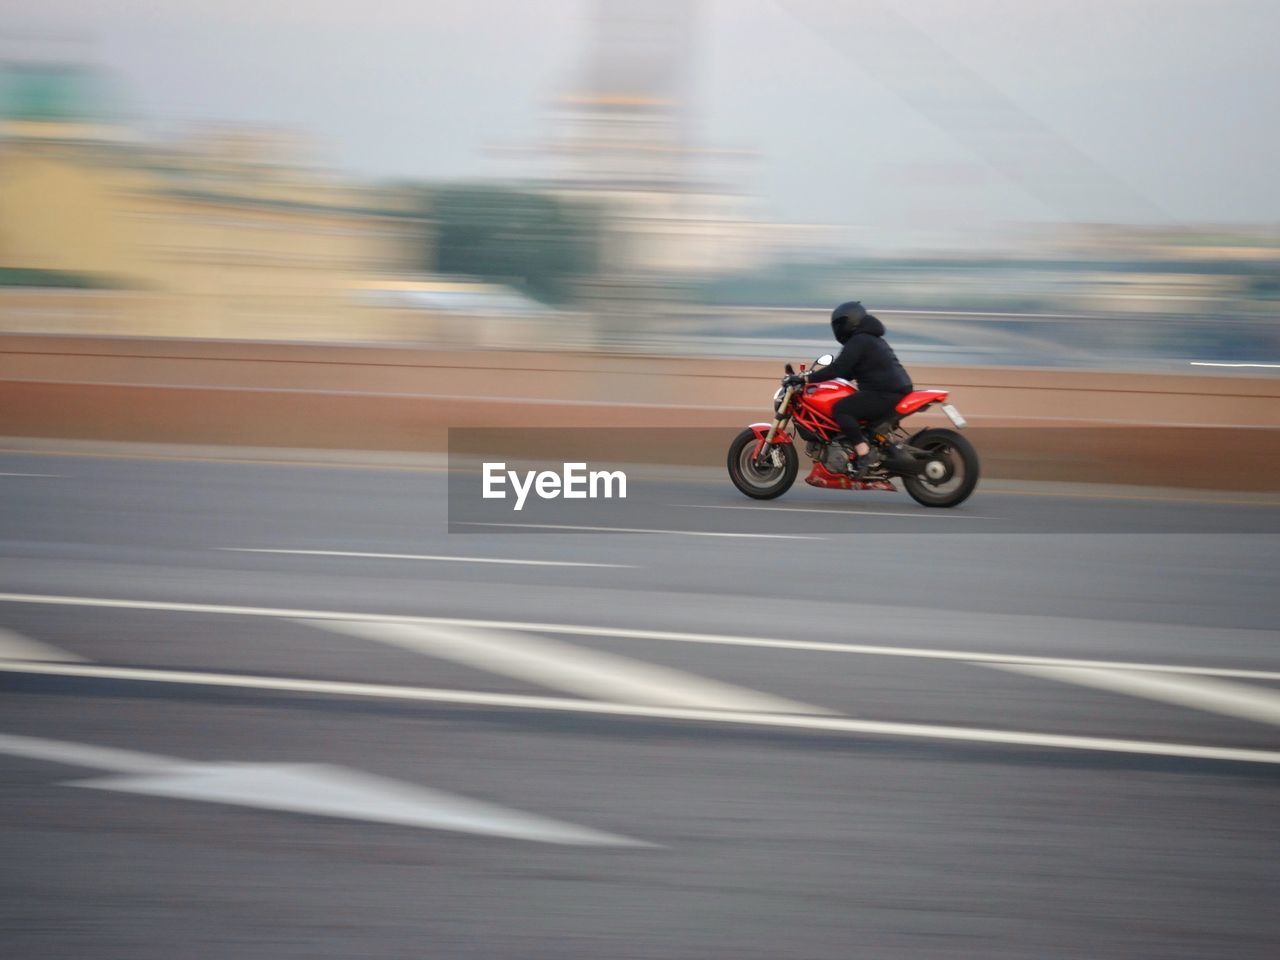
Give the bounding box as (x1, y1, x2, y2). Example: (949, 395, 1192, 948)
(800, 379, 855, 419)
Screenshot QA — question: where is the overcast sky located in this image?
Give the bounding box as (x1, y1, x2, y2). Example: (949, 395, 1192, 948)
(7, 0, 1279, 239)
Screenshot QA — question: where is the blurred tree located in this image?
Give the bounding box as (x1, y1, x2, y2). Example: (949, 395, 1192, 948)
(0, 267, 126, 289)
(418, 184, 601, 305)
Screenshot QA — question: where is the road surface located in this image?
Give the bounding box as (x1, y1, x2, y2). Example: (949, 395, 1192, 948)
(2, 450, 1278, 959)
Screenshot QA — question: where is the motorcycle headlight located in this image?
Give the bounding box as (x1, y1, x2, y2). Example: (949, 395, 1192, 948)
(772, 386, 785, 413)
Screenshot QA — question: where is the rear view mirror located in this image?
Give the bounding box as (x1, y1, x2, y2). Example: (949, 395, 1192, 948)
(815, 354, 833, 368)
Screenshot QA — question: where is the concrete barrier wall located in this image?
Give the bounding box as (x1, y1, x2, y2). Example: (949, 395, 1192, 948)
(2, 335, 1278, 489)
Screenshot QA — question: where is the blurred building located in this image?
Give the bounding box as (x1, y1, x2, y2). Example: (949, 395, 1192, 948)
(352, 277, 588, 349)
(531, 0, 838, 284)
(0, 59, 425, 340)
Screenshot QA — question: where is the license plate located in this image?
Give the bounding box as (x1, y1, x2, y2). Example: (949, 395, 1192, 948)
(941, 403, 967, 428)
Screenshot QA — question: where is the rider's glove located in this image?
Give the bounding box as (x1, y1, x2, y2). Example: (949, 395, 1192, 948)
(782, 373, 807, 387)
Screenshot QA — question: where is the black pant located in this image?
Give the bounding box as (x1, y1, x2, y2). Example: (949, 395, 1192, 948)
(833, 390, 905, 445)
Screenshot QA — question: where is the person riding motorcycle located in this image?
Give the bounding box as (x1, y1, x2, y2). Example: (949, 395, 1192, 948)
(784, 301, 914, 476)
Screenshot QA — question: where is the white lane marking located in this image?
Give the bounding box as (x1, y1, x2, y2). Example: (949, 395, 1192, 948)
(991, 664, 1280, 727)
(454, 522, 824, 540)
(1, 663, 1277, 765)
(0, 628, 84, 663)
(303, 619, 827, 715)
(0, 732, 650, 847)
(677, 503, 987, 520)
(0, 472, 60, 477)
(2, 593, 1277, 682)
(220, 548, 633, 569)
(1189, 361, 1280, 369)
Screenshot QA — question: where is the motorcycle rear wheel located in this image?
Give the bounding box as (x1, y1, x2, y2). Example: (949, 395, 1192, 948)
(902, 428, 979, 508)
(727, 428, 798, 500)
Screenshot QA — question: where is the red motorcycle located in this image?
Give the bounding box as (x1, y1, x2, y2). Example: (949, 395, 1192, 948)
(727, 354, 980, 508)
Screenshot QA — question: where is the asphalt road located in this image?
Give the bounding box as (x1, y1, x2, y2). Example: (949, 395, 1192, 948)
(2, 450, 1278, 959)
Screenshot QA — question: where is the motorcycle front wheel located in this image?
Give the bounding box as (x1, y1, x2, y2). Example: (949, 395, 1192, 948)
(726, 428, 798, 500)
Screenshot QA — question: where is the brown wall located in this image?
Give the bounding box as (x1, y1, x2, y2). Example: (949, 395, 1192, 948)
(2, 335, 1278, 489)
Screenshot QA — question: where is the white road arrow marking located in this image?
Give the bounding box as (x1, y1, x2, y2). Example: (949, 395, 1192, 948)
(0, 733, 177, 772)
(991, 663, 1280, 727)
(0, 627, 84, 662)
(0, 733, 651, 847)
(303, 619, 829, 715)
(73, 764, 653, 846)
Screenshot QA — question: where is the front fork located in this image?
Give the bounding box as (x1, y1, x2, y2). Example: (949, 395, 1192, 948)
(752, 386, 795, 468)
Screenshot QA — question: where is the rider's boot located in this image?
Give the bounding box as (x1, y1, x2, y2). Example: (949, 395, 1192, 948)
(834, 436, 880, 478)
(850, 449, 881, 478)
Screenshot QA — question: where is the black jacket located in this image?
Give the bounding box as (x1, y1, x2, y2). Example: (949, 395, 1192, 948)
(807, 314, 913, 394)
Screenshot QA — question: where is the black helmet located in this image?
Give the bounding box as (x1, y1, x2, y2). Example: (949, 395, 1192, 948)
(830, 300, 867, 344)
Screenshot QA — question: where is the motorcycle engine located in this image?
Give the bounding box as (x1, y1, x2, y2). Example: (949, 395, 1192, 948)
(816, 442, 850, 474)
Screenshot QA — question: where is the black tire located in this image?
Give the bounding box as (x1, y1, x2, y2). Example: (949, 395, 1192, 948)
(902, 428, 980, 508)
(727, 428, 799, 500)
